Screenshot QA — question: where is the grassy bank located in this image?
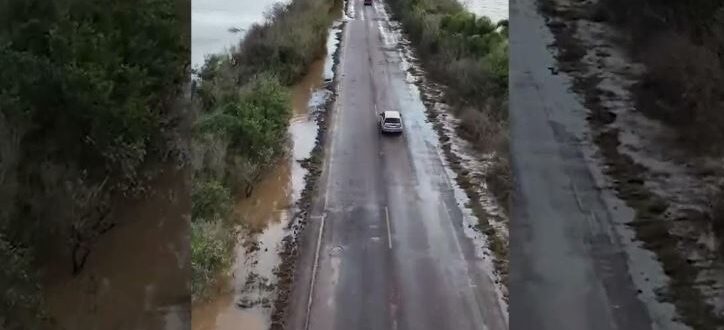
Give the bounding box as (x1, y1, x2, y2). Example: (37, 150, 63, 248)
(383, 0, 510, 285)
(0, 0, 188, 328)
(190, 0, 338, 301)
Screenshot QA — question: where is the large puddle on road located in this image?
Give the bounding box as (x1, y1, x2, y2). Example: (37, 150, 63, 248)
(42, 168, 190, 330)
(191, 49, 332, 330)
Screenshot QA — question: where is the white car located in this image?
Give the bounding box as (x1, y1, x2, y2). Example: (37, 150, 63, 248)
(379, 110, 403, 134)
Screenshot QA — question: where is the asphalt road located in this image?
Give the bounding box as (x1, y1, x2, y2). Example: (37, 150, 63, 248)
(509, 0, 653, 329)
(285, 1, 507, 329)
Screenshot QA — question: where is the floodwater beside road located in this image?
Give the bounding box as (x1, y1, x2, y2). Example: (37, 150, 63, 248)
(43, 168, 190, 330)
(191, 54, 329, 330)
(191, 0, 290, 69)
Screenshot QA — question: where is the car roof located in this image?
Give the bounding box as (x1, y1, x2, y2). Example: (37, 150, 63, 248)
(384, 110, 401, 118)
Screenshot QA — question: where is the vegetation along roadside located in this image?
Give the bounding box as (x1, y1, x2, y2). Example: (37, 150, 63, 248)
(190, 0, 340, 302)
(0, 0, 189, 328)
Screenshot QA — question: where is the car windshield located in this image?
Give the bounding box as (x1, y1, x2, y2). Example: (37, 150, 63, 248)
(385, 118, 400, 124)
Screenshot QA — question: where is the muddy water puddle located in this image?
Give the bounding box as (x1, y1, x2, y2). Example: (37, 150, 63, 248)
(43, 168, 191, 330)
(191, 54, 329, 330)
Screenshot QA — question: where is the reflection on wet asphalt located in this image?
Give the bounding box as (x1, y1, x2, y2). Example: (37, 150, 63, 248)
(285, 2, 507, 330)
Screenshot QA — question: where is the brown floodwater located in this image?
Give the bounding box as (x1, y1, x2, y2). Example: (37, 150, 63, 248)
(190, 55, 327, 330)
(42, 167, 191, 330)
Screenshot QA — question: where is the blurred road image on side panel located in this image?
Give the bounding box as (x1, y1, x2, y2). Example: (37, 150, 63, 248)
(0, 0, 192, 329)
(510, 0, 724, 329)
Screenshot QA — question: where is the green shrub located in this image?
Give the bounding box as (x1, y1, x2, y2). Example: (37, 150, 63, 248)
(191, 220, 234, 300)
(196, 73, 290, 161)
(0, 0, 187, 326)
(233, 0, 336, 85)
(192, 180, 232, 223)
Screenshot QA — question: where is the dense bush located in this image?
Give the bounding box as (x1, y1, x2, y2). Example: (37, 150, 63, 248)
(191, 74, 291, 300)
(639, 33, 722, 143)
(192, 180, 232, 222)
(193, 74, 290, 198)
(197, 76, 291, 161)
(0, 0, 188, 327)
(230, 0, 337, 85)
(0, 234, 44, 329)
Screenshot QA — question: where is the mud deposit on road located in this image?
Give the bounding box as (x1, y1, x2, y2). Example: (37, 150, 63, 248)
(191, 19, 342, 330)
(43, 168, 190, 330)
(539, 0, 724, 328)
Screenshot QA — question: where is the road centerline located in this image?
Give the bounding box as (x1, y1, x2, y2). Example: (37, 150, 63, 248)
(385, 205, 392, 249)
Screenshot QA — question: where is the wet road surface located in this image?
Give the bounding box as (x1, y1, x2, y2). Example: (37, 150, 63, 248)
(286, 1, 507, 329)
(508, 0, 653, 329)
